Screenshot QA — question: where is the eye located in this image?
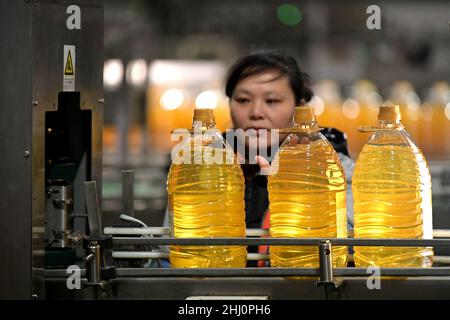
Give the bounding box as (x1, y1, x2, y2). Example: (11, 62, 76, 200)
(266, 99, 281, 105)
(234, 97, 250, 104)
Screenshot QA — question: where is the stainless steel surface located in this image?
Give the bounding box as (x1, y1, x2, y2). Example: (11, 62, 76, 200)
(70, 233, 450, 299)
(85, 253, 95, 263)
(104, 227, 170, 235)
(32, 0, 104, 250)
(0, 0, 103, 299)
(109, 250, 450, 264)
(42, 268, 450, 299)
(105, 227, 449, 238)
(318, 240, 333, 284)
(113, 267, 450, 277)
(433, 229, 450, 238)
(0, 0, 34, 299)
(109, 277, 450, 300)
(85, 181, 103, 236)
(434, 256, 450, 264)
(246, 229, 270, 237)
(86, 243, 102, 284)
(42, 265, 450, 299)
(103, 227, 272, 236)
(112, 237, 450, 247)
(111, 251, 270, 260)
(45, 184, 73, 248)
(113, 251, 170, 259)
(33, 0, 103, 108)
(122, 170, 135, 217)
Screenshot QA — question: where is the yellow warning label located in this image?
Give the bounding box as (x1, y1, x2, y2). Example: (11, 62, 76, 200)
(64, 50, 74, 75)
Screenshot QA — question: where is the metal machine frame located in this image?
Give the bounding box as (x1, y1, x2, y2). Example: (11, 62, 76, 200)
(0, 0, 103, 299)
(44, 234, 450, 300)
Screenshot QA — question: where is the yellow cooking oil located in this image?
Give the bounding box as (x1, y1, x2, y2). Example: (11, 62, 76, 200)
(353, 105, 433, 268)
(268, 106, 348, 268)
(167, 108, 247, 268)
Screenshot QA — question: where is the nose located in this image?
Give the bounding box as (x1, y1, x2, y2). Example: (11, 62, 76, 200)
(249, 100, 265, 120)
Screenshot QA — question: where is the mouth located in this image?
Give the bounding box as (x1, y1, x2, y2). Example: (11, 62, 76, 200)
(247, 127, 261, 137)
(245, 127, 267, 136)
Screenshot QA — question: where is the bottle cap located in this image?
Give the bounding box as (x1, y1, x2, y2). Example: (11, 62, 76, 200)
(294, 106, 316, 123)
(378, 105, 401, 121)
(193, 108, 215, 126)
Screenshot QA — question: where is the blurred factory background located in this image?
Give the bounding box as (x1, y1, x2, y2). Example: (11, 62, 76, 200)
(100, 0, 450, 230)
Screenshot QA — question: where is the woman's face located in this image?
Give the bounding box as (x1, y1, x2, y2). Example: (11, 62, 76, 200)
(229, 70, 296, 155)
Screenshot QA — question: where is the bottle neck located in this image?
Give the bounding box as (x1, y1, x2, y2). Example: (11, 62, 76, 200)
(293, 120, 320, 133)
(291, 106, 318, 131)
(192, 109, 216, 131)
(376, 119, 403, 129)
(192, 120, 215, 131)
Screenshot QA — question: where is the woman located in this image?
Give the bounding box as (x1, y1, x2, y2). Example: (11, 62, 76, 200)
(225, 50, 313, 229)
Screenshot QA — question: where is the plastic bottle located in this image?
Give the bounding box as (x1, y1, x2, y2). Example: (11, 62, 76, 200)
(423, 82, 450, 158)
(313, 80, 345, 133)
(167, 108, 247, 268)
(348, 80, 382, 156)
(387, 81, 420, 144)
(268, 106, 348, 268)
(353, 105, 433, 267)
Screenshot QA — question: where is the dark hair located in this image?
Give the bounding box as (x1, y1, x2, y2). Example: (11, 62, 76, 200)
(225, 50, 313, 105)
